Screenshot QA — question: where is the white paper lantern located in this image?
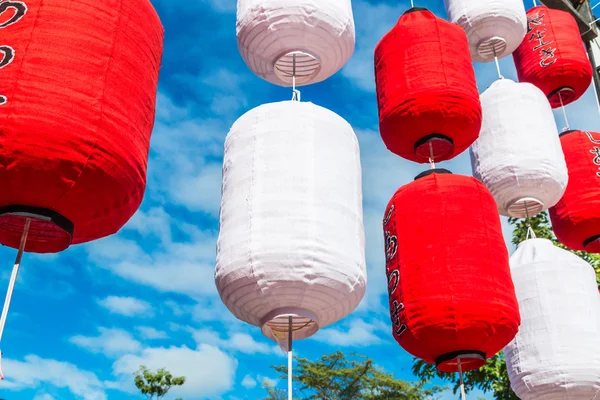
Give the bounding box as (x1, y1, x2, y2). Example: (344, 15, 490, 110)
(505, 239, 600, 400)
(470, 79, 568, 218)
(443, 0, 526, 62)
(215, 101, 366, 348)
(236, 0, 355, 87)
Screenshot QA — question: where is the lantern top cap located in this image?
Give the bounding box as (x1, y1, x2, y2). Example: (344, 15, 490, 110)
(559, 129, 580, 137)
(516, 237, 553, 249)
(414, 168, 453, 181)
(404, 7, 430, 15)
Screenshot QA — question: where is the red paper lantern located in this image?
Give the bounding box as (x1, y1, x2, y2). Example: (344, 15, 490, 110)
(513, 6, 592, 108)
(550, 130, 600, 253)
(383, 170, 520, 372)
(0, 0, 163, 253)
(374, 8, 482, 164)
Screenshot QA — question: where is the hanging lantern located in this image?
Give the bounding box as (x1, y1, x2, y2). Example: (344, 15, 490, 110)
(0, 0, 163, 253)
(550, 130, 600, 253)
(375, 8, 482, 163)
(236, 0, 355, 87)
(383, 170, 520, 372)
(513, 6, 592, 108)
(443, 0, 526, 62)
(505, 238, 600, 399)
(216, 101, 367, 349)
(471, 79, 568, 218)
(0, 0, 163, 378)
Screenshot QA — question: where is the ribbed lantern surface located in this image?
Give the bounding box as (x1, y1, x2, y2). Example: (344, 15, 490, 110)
(383, 170, 520, 373)
(505, 239, 600, 400)
(513, 6, 592, 108)
(443, 0, 526, 62)
(550, 130, 600, 253)
(0, 0, 163, 253)
(375, 8, 482, 164)
(471, 79, 568, 218)
(236, 0, 355, 87)
(216, 101, 367, 347)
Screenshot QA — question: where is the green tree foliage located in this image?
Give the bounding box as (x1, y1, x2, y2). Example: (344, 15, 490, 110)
(412, 212, 600, 399)
(134, 365, 186, 399)
(263, 351, 442, 399)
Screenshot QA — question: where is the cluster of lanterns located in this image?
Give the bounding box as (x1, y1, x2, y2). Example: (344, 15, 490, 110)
(215, 0, 366, 395)
(0, 0, 598, 397)
(0, 0, 164, 375)
(374, 0, 600, 398)
(214, 0, 600, 398)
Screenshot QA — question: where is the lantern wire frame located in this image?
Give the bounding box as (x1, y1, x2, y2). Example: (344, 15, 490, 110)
(275, 51, 319, 91)
(0, 217, 31, 381)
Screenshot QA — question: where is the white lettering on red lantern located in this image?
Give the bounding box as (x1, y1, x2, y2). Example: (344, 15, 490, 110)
(585, 132, 600, 177)
(0, 1, 27, 105)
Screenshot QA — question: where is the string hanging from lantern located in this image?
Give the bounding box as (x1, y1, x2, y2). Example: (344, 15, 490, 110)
(410, 0, 414, 8)
(291, 54, 301, 102)
(458, 358, 467, 400)
(287, 317, 293, 400)
(558, 92, 570, 132)
(524, 201, 537, 240)
(429, 142, 436, 170)
(532, 0, 537, 6)
(0, 217, 31, 381)
(493, 46, 504, 80)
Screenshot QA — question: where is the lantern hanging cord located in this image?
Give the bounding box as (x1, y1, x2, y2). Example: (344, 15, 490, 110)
(287, 316, 293, 400)
(291, 54, 301, 102)
(410, 0, 414, 8)
(533, 0, 537, 6)
(428, 142, 436, 170)
(594, 1, 600, 10)
(524, 201, 537, 240)
(458, 358, 467, 400)
(492, 47, 504, 80)
(0, 217, 31, 381)
(558, 92, 570, 131)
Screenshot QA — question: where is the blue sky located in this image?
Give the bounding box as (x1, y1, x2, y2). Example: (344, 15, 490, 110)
(1, 0, 600, 399)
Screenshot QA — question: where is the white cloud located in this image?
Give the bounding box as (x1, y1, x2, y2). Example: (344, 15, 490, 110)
(258, 375, 279, 388)
(70, 328, 142, 358)
(97, 296, 153, 317)
(170, 162, 223, 215)
(33, 394, 55, 400)
(193, 328, 278, 355)
(112, 344, 237, 399)
(1, 355, 106, 400)
(312, 318, 385, 347)
(86, 235, 217, 299)
(124, 207, 173, 246)
(342, 1, 407, 92)
(136, 326, 168, 340)
(241, 374, 257, 389)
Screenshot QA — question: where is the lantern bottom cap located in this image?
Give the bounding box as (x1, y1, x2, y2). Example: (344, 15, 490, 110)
(435, 350, 486, 373)
(476, 36, 507, 61)
(273, 50, 321, 87)
(0, 205, 74, 254)
(414, 134, 454, 162)
(548, 86, 576, 108)
(260, 307, 319, 351)
(584, 235, 600, 253)
(506, 197, 544, 219)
